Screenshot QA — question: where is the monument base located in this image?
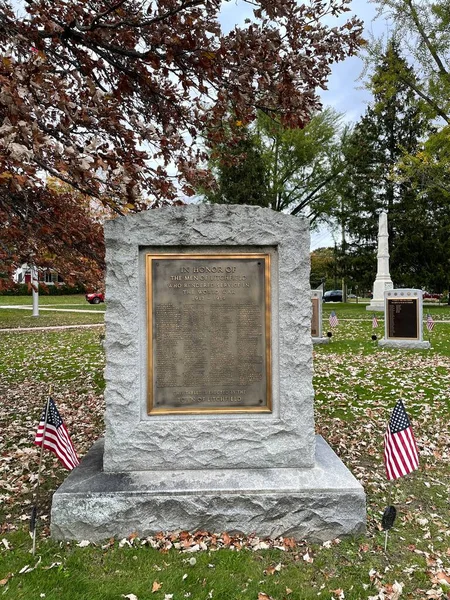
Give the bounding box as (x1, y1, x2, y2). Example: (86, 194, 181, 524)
(378, 338, 431, 350)
(51, 436, 366, 543)
(366, 303, 384, 312)
(312, 337, 330, 345)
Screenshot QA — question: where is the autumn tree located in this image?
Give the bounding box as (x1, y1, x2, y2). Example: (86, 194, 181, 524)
(0, 181, 105, 290)
(0, 0, 364, 215)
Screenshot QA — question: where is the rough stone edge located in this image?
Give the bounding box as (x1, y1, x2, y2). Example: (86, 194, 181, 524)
(51, 436, 366, 543)
(103, 205, 316, 472)
(378, 339, 431, 349)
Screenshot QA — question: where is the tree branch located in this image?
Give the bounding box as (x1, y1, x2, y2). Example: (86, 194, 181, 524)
(404, 0, 449, 79)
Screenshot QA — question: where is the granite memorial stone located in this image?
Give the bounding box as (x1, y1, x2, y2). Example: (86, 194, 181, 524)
(311, 290, 329, 345)
(51, 205, 366, 541)
(379, 289, 430, 349)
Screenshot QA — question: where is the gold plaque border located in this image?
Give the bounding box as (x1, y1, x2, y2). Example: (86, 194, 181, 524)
(146, 253, 272, 415)
(386, 297, 420, 340)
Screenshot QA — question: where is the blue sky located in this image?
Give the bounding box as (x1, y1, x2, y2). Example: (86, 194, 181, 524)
(219, 0, 390, 250)
(219, 0, 388, 124)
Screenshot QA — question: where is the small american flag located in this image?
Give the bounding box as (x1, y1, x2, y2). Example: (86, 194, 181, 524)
(34, 398, 79, 470)
(329, 311, 339, 327)
(426, 314, 435, 332)
(384, 400, 419, 480)
(372, 314, 379, 328)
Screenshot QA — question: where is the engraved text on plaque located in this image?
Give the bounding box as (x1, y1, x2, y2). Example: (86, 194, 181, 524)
(146, 254, 271, 414)
(387, 298, 419, 340)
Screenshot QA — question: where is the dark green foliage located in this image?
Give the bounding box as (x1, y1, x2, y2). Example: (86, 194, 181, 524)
(203, 109, 343, 227)
(341, 42, 450, 292)
(204, 132, 271, 207)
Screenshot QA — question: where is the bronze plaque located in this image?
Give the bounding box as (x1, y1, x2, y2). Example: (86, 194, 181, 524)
(311, 297, 320, 337)
(387, 298, 419, 340)
(146, 254, 271, 414)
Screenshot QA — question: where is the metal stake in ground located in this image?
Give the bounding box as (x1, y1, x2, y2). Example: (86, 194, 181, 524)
(382, 484, 397, 552)
(31, 394, 51, 556)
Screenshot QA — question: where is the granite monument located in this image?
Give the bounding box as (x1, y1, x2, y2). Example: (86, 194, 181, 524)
(51, 205, 366, 541)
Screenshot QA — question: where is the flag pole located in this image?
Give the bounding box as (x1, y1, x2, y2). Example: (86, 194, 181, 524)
(384, 483, 392, 552)
(31, 391, 51, 555)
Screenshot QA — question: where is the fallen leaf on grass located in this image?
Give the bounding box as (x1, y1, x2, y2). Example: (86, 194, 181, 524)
(152, 581, 162, 593)
(264, 563, 282, 576)
(122, 595, 138, 600)
(285, 588, 292, 595)
(0, 575, 12, 586)
(258, 593, 273, 600)
(76, 540, 90, 547)
(387, 581, 404, 599)
(303, 551, 313, 563)
(431, 572, 450, 586)
(19, 557, 41, 574)
(42, 562, 62, 570)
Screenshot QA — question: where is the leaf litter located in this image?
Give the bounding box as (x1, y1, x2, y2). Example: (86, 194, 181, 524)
(1, 317, 450, 598)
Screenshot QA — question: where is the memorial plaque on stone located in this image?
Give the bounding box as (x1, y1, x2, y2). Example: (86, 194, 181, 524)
(386, 297, 419, 340)
(311, 297, 319, 337)
(146, 254, 271, 414)
(311, 293, 322, 338)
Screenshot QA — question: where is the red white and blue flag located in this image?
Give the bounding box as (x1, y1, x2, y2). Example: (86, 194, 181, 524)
(372, 314, 379, 328)
(329, 311, 339, 327)
(384, 400, 419, 480)
(426, 314, 435, 332)
(34, 398, 79, 470)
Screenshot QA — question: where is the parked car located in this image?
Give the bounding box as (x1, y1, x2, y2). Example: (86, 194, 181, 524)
(423, 291, 442, 300)
(323, 290, 343, 302)
(85, 292, 105, 304)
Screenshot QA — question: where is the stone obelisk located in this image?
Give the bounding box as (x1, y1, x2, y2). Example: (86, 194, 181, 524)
(366, 211, 393, 311)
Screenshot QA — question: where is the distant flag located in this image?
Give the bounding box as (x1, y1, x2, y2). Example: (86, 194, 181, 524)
(329, 310, 339, 328)
(384, 400, 419, 481)
(34, 398, 79, 470)
(426, 314, 435, 332)
(372, 314, 379, 328)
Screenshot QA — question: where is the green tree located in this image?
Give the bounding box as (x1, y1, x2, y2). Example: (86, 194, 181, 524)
(310, 247, 336, 290)
(340, 42, 447, 290)
(368, 0, 450, 191)
(202, 128, 270, 208)
(205, 109, 344, 227)
(370, 0, 450, 122)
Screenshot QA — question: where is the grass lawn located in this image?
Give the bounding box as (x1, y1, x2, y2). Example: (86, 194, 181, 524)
(0, 294, 103, 307)
(0, 301, 449, 599)
(0, 294, 105, 328)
